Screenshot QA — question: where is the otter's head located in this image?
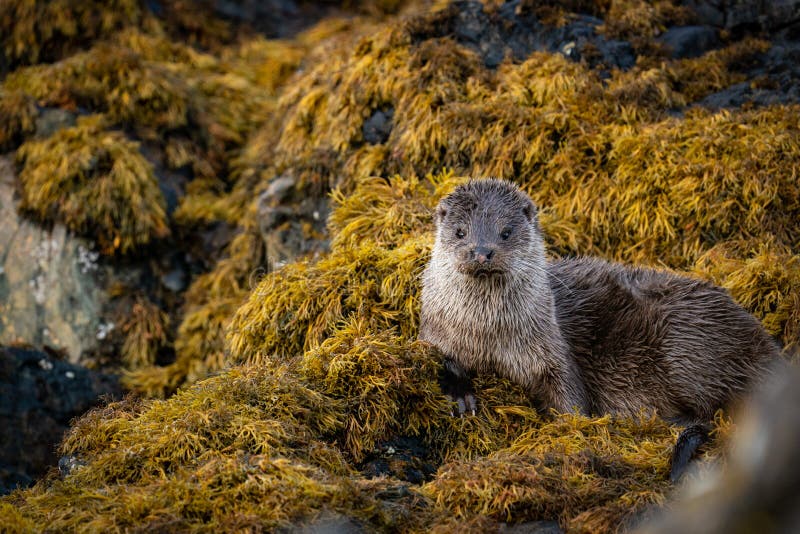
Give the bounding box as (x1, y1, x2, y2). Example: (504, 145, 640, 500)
(434, 179, 542, 277)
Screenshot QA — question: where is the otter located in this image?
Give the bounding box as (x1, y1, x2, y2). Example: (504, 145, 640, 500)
(419, 178, 782, 480)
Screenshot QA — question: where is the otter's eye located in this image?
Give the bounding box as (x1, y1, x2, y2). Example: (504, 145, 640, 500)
(500, 227, 512, 240)
(455, 228, 465, 239)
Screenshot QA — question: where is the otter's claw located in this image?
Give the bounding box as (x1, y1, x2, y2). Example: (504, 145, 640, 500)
(441, 357, 477, 417)
(451, 392, 477, 417)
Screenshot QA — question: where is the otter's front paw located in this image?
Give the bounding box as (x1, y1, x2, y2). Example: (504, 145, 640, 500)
(441, 358, 477, 416)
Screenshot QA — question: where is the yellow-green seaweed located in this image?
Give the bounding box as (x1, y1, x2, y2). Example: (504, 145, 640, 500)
(16, 115, 169, 254)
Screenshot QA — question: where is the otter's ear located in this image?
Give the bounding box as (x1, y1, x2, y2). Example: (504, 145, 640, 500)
(522, 200, 537, 222)
(436, 205, 447, 223)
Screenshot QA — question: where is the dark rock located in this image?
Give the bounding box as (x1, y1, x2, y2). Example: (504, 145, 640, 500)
(0, 346, 121, 494)
(147, 0, 341, 40)
(360, 436, 437, 485)
(158, 179, 181, 216)
(695, 38, 800, 109)
(500, 520, 564, 534)
(409, 1, 636, 71)
(139, 142, 188, 218)
(658, 25, 720, 58)
(285, 510, 365, 534)
(160, 268, 187, 293)
(33, 107, 77, 139)
(210, 0, 299, 25)
(57, 454, 86, 477)
(362, 107, 394, 145)
(685, 0, 800, 33)
(723, 0, 800, 32)
(257, 174, 329, 269)
(683, 1, 725, 28)
(593, 39, 636, 71)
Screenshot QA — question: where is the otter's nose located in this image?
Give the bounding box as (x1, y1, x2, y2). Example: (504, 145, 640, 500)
(473, 246, 494, 264)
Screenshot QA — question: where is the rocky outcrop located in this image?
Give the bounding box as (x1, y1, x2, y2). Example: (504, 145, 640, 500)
(686, 0, 800, 32)
(0, 346, 120, 495)
(0, 156, 111, 364)
(409, 1, 636, 70)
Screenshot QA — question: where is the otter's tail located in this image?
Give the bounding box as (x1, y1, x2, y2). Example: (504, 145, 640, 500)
(670, 424, 710, 482)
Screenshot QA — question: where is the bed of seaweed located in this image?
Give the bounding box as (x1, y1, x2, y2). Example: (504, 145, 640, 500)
(1, 0, 799, 531)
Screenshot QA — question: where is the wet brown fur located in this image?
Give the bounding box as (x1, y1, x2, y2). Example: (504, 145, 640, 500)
(419, 178, 781, 424)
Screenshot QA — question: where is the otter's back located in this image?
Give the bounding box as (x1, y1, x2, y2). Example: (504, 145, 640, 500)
(548, 257, 779, 421)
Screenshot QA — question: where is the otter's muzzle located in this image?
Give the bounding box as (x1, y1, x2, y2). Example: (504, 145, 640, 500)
(472, 246, 494, 264)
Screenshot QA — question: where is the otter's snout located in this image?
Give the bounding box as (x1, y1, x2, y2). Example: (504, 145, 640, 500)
(472, 246, 494, 264)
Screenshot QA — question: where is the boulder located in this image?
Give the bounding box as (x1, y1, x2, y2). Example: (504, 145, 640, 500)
(0, 156, 110, 364)
(0, 346, 120, 494)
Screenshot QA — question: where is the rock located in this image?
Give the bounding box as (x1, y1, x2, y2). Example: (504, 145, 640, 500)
(160, 268, 187, 293)
(257, 174, 329, 268)
(685, 1, 800, 32)
(286, 510, 365, 534)
(0, 346, 121, 494)
(362, 107, 394, 145)
(696, 37, 800, 109)
(360, 436, 436, 485)
(409, 1, 636, 71)
(658, 25, 720, 58)
(264, 174, 297, 204)
(592, 39, 636, 71)
(500, 520, 564, 534)
(33, 107, 77, 139)
(147, 0, 338, 39)
(57, 454, 86, 477)
(683, 1, 725, 28)
(722, 0, 800, 32)
(0, 156, 111, 364)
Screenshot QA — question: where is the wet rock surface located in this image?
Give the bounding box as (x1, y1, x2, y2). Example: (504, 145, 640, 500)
(658, 25, 720, 58)
(257, 174, 329, 268)
(33, 107, 77, 139)
(361, 437, 437, 485)
(362, 107, 394, 145)
(679, 2, 800, 111)
(409, 1, 636, 70)
(696, 29, 800, 109)
(687, 0, 800, 33)
(0, 346, 121, 495)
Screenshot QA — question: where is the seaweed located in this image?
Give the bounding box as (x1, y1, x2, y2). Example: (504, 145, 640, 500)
(15, 115, 169, 254)
(129, 0, 798, 417)
(0, 91, 38, 152)
(694, 239, 800, 353)
(0, 0, 143, 71)
(120, 297, 170, 370)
